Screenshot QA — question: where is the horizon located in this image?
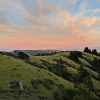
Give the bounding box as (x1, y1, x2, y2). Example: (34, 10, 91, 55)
(0, 47, 100, 52)
(0, 0, 100, 49)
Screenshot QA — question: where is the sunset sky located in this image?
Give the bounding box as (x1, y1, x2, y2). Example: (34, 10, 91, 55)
(0, 0, 100, 50)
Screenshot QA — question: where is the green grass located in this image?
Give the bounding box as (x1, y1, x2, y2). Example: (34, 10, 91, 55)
(0, 51, 100, 100)
(29, 52, 100, 88)
(92, 78, 100, 90)
(64, 66, 78, 75)
(0, 54, 74, 99)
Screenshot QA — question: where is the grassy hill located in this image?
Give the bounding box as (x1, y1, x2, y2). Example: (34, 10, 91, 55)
(0, 50, 100, 100)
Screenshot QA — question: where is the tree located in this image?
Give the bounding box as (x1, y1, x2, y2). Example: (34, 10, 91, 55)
(9, 80, 20, 90)
(74, 84, 98, 100)
(56, 57, 63, 69)
(56, 57, 64, 75)
(79, 66, 94, 91)
(91, 58, 100, 73)
(18, 51, 30, 60)
(92, 49, 97, 55)
(84, 47, 91, 53)
(74, 65, 98, 99)
(68, 51, 82, 62)
(55, 58, 71, 80)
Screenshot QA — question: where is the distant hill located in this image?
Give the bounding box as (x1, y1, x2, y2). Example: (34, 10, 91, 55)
(13, 50, 61, 55)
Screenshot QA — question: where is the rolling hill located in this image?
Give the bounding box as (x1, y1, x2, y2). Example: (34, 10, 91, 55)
(0, 50, 100, 100)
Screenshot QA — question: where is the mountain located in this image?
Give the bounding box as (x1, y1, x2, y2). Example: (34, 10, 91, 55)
(0, 50, 100, 100)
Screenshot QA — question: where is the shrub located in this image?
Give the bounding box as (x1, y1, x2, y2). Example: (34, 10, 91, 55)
(31, 79, 55, 90)
(68, 51, 82, 62)
(84, 47, 91, 53)
(74, 84, 98, 100)
(90, 58, 100, 73)
(9, 80, 19, 90)
(38, 79, 55, 89)
(31, 79, 39, 89)
(84, 47, 98, 56)
(92, 49, 98, 55)
(17, 52, 30, 60)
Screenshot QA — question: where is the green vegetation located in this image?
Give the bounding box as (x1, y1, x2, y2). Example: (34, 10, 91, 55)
(0, 48, 100, 100)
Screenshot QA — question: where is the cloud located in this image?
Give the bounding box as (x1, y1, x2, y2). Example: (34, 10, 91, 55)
(55, 10, 100, 28)
(0, 0, 100, 49)
(79, 0, 100, 16)
(68, 0, 78, 5)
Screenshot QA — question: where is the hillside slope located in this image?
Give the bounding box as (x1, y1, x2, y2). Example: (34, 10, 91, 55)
(0, 53, 74, 100)
(29, 52, 100, 89)
(0, 51, 100, 100)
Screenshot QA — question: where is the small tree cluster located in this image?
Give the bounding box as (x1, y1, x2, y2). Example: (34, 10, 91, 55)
(92, 49, 98, 55)
(31, 79, 55, 90)
(17, 51, 30, 60)
(74, 84, 98, 100)
(9, 80, 20, 90)
(68, 51, 82, 62)
(56, 57, 63, 71)
(84, 47, 98, 55)
(90, 58, 100, 73)
(74, 66, 94, 91)
(79, 66, 93, 90)
(54, 57, 65, 76)
(54, 58, 72, 81)
(84, 47, 91, 53)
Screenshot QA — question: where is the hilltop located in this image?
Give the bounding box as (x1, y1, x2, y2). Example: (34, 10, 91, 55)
(0, 49, 100, 100)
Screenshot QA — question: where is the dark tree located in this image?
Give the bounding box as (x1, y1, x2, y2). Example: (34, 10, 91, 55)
(9, 80, 19, 90)
(90, 58, 100, 73)
(68, 51, 82, 62)
(54, 58, 71, 80)
(92, 49, 97, 55)
(57, 57, 63, 68)
(79, 66, 93, 91)
(56, 57, 64, 74)
(84, 47, 91, 53)
(18, 51, 30, 60)
(74, 84, 98, 100)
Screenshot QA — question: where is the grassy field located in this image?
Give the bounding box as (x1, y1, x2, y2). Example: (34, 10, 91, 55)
(0, 51, 100, 100)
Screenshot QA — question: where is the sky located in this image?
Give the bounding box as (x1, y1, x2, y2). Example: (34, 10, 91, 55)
(0, 0, 100, 50)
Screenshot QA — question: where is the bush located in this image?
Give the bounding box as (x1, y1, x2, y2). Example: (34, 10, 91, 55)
(90, 58, 100, 73)
(92, 49, 98, 55)
(38, 79, 55, 90)
(84, 47, 98, 56)
(68, 51, 82, 62)
(17, 52, 30, 60)
(31, 79, 39, 89)
(9, 80, 20, 90)
(74, 84, 98, 100)
(84, 47, 91, 53)
(31, 79, 55, 90)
